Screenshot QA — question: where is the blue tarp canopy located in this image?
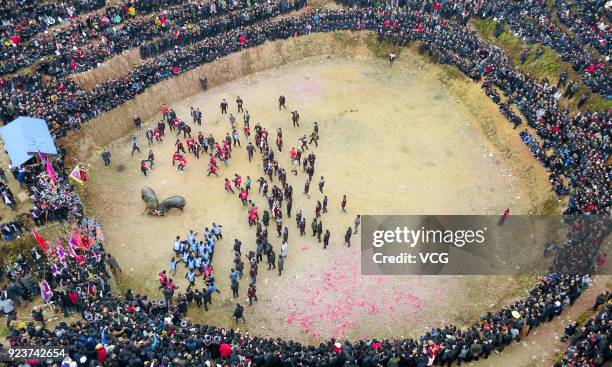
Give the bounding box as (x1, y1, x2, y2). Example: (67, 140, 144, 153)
(0, 116, 58, 166)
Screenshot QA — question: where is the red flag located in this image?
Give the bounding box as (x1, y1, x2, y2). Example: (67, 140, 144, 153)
(31, 228, 48, 253)
(71, 228, 86, 250)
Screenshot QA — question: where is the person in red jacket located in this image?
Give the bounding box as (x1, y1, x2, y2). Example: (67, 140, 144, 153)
(239, 189, 248, 206)
(96, 344, 106, 363)
(172, 152, 181, 167)
(233, 174, 242, 189)
(140, 160, 148, 176)
(177, 156, 187, 172)
(247, 282, 257, 305)
(68, 291, 79, 310)
(161, 104, 169, 122)
(208, 164, 219, 177)
(219, 343, 232, 358)
(225, 178, 235, 194)
(159, 270, 168, 289)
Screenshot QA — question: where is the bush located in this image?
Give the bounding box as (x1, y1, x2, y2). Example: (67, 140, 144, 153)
(0, 234, 37, 268)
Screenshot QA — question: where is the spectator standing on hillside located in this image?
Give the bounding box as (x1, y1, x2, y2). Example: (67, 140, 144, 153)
(131, 136, 140, 156)
(133, 115, 142, 132)
(101, 148, 111, 167)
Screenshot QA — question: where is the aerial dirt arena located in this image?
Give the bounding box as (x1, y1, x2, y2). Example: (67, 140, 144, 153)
(81, 52, 555, 344)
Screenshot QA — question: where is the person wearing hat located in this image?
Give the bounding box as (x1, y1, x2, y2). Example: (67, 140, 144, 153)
(96, 344, 107, 363)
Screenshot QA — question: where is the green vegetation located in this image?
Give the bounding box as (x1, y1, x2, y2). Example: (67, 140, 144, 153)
(505, 275, 538, 299)
(309, 0, 338, 10)
(332, 32, 360, 48)
(539, 195, 562, 215)
(0, 233, 36, 267)
(471, 19, 612, 112)
(518, 275, 537, 289)
(472, 18, 497, 42)
(580, 94, 612, 112)
(364, 33, 402, 60)
(0, 221, 70, 269)
(575, 312, 591, 325)
(439, 65, 466, 84)
(473, 19, 559, 81)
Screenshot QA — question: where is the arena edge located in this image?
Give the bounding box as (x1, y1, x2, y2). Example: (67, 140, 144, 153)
(60, 31, 374, 164)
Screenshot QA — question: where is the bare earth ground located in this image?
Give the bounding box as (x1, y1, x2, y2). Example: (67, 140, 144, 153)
(82, 53, 560, 348)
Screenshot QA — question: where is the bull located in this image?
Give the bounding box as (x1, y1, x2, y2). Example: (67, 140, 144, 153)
(141, 187, 159, 214)
(158, 196, 186, 215)
(141, 187, 186, 216)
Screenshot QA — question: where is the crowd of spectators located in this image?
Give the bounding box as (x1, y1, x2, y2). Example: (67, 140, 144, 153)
(0, 0, 607, 230)
(558, 292, 611, 367)
(0, 148, 82, 242)
(139, 0, 305, 58)
(0, 0, 211, 75)
(0, 0, 106, 74)
(555, 0, 610, 58)
(0, 220, 24, 241)
(26, 171, 84, 226)
(0, 0, 106, 44)
(0, 248, 43, 314)
(472, 0, 610, 97)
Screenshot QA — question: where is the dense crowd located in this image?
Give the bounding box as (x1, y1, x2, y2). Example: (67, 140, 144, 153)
(471, 0, 610, 96)
(558, 292, 612, 367)
(0, 148, 82, 243)
(139, 0, 306, 59)
(0, 0, 203, 75)
(0, 0, 106, 44)
(0, 0, 310, 77)
(0, 104, 608, 367)
(26, 169, 84, 226)
(555, 0, 610, 59)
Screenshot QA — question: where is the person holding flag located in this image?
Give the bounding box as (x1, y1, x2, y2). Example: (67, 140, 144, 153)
(31, 228, 48, 253)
